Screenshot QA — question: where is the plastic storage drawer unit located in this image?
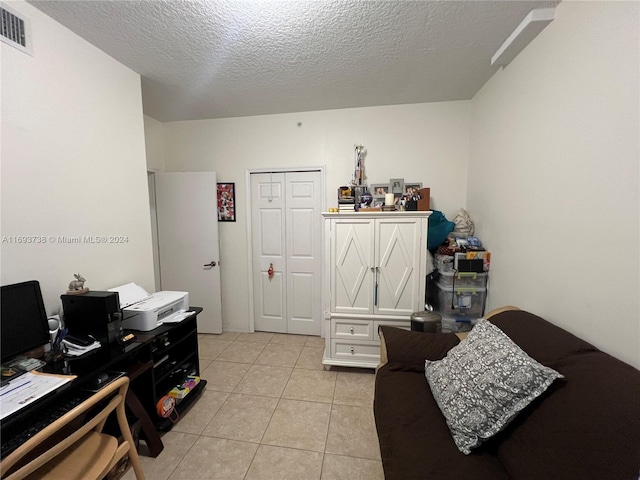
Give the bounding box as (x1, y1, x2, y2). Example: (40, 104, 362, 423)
(437, 271, 488, 289)
(441, 316, 478, 333)
(431, 280, 486, 318)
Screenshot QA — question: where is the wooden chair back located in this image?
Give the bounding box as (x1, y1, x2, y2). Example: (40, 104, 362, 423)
(1, 376, 145, 480)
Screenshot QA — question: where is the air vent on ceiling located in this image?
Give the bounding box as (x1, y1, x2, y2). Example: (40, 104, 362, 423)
(1, 2, 32, 55)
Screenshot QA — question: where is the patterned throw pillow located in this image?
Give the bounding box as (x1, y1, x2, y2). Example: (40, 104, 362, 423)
(424, 319, 563, 454)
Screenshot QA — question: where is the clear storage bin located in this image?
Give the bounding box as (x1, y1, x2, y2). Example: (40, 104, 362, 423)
(437, 271, 488, 289)
(434, 254, 454, 273)
(440, 316, 478, 333)
(431, 280, 486, 318)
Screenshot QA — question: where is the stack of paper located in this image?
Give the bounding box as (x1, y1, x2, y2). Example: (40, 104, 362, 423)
(62, 339, 101, 357)
(1, 371, 76, 419)
(108, 282, 150, 308)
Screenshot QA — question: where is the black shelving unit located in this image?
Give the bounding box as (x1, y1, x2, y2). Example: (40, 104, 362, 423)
(132, 307, 206, 432)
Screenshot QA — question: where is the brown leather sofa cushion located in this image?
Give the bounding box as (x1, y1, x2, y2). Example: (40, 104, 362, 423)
(488, 311, 640, 479)
(378, 325, 459, 372)
(375, 364, 510, 480)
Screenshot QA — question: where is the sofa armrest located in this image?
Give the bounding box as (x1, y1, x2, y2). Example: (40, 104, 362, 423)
(485, 305, 521, 319)
(452, 306, 522, 341)
(377, 326, 460, 372)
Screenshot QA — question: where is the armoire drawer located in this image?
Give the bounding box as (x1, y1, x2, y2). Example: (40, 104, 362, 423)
(373, 320, 411, 340)
(331, 339, 380, 362)
(331, 318, 374, 340)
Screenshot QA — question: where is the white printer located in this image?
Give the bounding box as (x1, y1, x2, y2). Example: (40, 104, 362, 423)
(109, 283, 190, 331)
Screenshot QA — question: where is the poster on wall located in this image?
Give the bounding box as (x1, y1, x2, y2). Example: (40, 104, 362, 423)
(217, 183, 236, 222)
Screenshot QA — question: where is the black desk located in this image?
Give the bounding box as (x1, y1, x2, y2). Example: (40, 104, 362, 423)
(1, 307, 206, 458)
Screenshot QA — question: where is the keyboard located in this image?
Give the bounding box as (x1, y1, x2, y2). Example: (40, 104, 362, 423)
(0, 394, 85, 460)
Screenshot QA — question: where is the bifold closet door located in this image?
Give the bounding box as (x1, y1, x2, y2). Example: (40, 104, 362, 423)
(251, 173, 287, 333)
(285, 171, 322, 335)
(251, 171, 322, 335)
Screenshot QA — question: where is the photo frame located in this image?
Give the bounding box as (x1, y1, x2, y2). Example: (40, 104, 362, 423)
(371, 183, 389, 199)
(404, 183, 423, 198)
(389, 178, 405, 197)
(217, 183, 236, 222)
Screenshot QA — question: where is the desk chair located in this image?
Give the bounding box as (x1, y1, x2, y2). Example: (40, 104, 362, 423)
(0, 377, 145, 480)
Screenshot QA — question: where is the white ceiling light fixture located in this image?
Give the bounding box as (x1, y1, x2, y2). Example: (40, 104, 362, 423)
(491, 7, 555, 67)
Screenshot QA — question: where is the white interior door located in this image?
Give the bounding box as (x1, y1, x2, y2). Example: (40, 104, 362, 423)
(251, 173, 287, 333)
(251, 170, 322, 335)
(285, 171, 322, 335)
(154, 172, 223, 334)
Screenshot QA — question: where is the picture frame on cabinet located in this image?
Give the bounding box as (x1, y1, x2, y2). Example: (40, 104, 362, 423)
(372, 184, 389, 196)
(217, 183, 236, 222)
(371, 183, 389, 201)
(404, 183, 423, 199)
(389, 178, 404, 196)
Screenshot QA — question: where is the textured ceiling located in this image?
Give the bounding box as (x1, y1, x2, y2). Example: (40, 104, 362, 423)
(29, 0, 560, 121)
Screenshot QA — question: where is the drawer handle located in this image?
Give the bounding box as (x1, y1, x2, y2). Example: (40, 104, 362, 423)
(350, 347, 355, 354)
(349, 327, 354, 334)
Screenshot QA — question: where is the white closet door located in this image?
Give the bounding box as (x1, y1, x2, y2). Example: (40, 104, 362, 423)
(285, 171, 322, 335)
(251, 170, 323, 335)
(251, 173, 287, 333)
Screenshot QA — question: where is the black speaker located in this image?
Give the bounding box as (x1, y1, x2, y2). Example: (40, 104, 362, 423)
(61, 291, 123, 344)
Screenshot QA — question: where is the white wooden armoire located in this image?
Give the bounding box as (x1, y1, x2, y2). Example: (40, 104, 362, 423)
(321, 211, 431, 369)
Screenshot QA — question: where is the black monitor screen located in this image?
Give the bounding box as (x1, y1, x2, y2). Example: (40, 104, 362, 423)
(1, 280, 50, 364)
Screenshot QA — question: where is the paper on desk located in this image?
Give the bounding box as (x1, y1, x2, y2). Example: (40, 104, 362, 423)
(0, 371, 75, 420)
(161, 310, 196, 324)
(62, 339, 101, 357)
(109, 282, 150, 308)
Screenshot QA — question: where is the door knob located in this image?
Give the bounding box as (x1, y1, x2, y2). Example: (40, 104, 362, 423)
(204, 261, 217, 267)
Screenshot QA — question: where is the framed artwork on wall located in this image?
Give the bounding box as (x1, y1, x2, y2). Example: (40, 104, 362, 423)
(217, 182, 236, 222)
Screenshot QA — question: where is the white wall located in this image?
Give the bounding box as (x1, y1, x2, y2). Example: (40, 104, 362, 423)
(144, 115, 165, 171)
(162, 102, 471, 331)
(468, 1, 639, 368)
(0, 1, 155, 315)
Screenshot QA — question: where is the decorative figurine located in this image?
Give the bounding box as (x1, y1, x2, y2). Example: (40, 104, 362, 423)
(352, 144, 366, 186)
(66, 273, 89, 295)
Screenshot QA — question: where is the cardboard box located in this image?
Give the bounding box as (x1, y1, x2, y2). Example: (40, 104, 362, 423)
(417, 188, 430, 211)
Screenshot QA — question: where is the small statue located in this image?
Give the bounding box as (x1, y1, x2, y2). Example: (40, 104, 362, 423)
(66, 273, 89, 295)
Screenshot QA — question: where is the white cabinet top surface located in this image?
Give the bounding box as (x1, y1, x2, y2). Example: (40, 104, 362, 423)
(322, 211, 431, 218)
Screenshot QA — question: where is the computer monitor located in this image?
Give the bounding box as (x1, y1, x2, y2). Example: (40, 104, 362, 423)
(1, 280, 50, 364)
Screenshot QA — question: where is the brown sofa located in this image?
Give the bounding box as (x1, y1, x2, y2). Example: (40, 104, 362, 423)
(374, 308, 640, 480)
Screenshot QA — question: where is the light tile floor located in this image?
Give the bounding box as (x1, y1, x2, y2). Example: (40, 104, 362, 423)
(124, 332, 383, 480)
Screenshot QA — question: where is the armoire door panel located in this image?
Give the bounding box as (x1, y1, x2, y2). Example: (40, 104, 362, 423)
(332, 220, 374, 314)
(376, 219, 420, 315)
